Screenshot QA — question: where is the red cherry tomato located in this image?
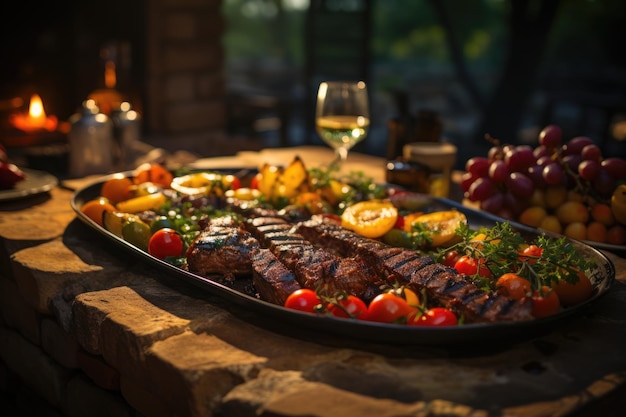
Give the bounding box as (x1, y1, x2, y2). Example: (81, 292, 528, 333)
(250, 173, 261, 190)
(442, 250, 460, 268)
(225, 174, 241, 190)
(531, 286, 560, 318)
(284, 289, 321, 313)
(518, 244, 543, 264)
(148, 228, 184, 260)
(453, 255, 492, 278)
(496, 273, 532, 299)
(394, 215, 405, 230)
(327, 295, 368, 320)
(410, 307, 458, 326)
(365, 293, 416, 323)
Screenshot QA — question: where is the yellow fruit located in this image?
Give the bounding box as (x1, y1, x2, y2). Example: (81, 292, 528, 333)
(586, 221, 607, 243)
(590, 203, 615, 226)
(539, 215, 562, 234)
(544, 186, 568, 209)
(518, 206, 547, 228)
(563, 222, 587, 240)
(556, 201, 589, 225)
(611, 184, 626, 225)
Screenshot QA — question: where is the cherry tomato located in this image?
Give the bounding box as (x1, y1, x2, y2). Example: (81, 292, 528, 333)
(394, 215, 405, 230)
(133, 163, 173, 188)
(365, 293, 416, 323)
(496, 273, 532, 299)
(531, 286, 560, 318)
(410, 307, 458, 326)
(224, 174, 241, 190)
(551, 270, 593, 307)
(148, 228, 184, 260)
(518, 244, 543, 264)
(284, 289, 321, 313)
(250, 173, 261, 190)
(453, 255, 492, 278)
(442, 250, 460, 268)
(327, 295, 368, 320)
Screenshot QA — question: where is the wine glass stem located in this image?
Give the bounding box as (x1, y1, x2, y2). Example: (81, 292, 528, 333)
(330, 147, 348, 170)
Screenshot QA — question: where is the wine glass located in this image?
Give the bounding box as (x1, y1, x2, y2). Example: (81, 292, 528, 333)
(315, 81, 370, 166)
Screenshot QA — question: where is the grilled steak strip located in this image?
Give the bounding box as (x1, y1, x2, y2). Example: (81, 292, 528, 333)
(247, 215, 385, 301)
(251, 249, 301, 305)
(408, 263, 534, 323)
(186, 221, 260, 282)
(296, 216, 534, 323)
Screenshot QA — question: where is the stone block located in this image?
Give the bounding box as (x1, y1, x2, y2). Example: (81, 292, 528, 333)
(0, 274, 41, 345)
(64, 373, 132, 417)
(164, 74, 195, 102)
(41, 318, 79, 369)
(166, 100, 225, 131)
(0, 326, 72, 408)
(76, 350, 120, 391)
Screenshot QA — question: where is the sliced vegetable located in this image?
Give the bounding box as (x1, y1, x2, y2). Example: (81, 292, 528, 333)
(341, 199, 398, 238)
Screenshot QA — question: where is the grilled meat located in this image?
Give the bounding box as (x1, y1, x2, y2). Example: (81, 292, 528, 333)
(186, 221, 260, 283)
(251, 249, 301, 305)
(247, 214, 384, 302)
(295, 216, 534, 323)
(409, 263, 534, 322)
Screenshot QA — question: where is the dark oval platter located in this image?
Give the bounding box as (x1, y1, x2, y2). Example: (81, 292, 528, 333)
(70, 171, 616, 348)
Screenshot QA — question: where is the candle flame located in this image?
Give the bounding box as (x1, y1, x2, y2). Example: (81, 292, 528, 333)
(28, 94, 46, 121)
(9, 93, 58, 133)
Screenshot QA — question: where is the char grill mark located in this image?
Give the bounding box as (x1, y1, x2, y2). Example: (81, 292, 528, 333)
(251, 249, 301, 305)
(296, 216, 533, 323)
(186, 222, 260, 281)
(248, 215, 384, 301)
(409, 263, 533, 323)
(296, 218, 429, 285)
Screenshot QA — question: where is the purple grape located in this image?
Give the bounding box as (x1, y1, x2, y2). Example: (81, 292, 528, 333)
(504, 145, 535, 172)
(488, 159, 509, 183)
(460, 171, 478, 192)
(580, 144, 602, 161)
(538, 125, 563, 149)
(562, 136, 593, 156)
(593, 168, 617, 198)
(542, 162, 565, 185)
(502, 191, 528, 215)
(506, 172, 534, 198)
(465, 157, 490, 177)
(536, 155, 552, 166)
(562, 154, 582, 172)
(533, 145, 550, 160)
(601, 157, 626, 180)
(578, 159, 600, 181)
(527, 164, 547, 188)
(480, 192, 504, 214)
(467, 177, 495, 202)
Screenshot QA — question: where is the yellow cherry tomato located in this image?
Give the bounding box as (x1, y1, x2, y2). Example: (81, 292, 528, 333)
(341, 199, 398, 239)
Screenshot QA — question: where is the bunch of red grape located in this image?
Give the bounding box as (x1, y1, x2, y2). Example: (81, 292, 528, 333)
(460, 125, 626, 244)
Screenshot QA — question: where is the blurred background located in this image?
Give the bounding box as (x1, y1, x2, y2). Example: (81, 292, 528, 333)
(1, 0, 625, 170)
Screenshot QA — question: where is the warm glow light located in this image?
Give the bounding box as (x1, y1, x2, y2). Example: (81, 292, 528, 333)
(104, 60, 117, 89)
(9, 94, 58, 133)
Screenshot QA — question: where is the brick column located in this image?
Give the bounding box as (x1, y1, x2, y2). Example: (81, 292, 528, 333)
(145, 0, 226, 153)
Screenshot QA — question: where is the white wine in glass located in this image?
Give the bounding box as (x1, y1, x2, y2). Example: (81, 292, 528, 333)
(316, 81, 370, 164)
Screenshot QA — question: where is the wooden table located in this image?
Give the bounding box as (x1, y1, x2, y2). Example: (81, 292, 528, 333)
(1, 146, 625, 417)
